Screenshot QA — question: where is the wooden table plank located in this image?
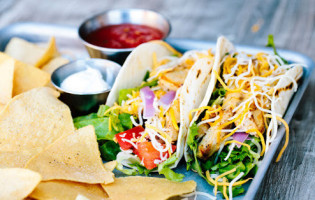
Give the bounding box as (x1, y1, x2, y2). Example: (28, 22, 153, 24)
(0, 0, 314, 199)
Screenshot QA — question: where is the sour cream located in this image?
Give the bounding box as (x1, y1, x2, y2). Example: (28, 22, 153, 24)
(60, 67, 110, 94)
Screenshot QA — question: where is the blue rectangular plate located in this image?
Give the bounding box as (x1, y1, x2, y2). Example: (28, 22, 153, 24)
(0, 22, 313, 200)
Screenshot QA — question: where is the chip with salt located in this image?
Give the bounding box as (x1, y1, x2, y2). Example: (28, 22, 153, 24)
(0, 168, 41, 200)
(102, 177, 196, 200)
(0, 57, 14, 104)
(0, 52, 50, 96)
(4, 37, 58, 68)
(29, 180, 108, 200)
(0, 87, 74, 167)
(25, 125, 114, 184)
(103, 161, 117, 172)
(42, 56, 69, 74)
(0, 149, 41, 168)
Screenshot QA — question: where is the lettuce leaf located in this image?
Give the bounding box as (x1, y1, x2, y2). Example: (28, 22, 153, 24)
(97, 105, 110, 117)
(99, 141, 120, 161)
(158, 154, 184, 182)
(74, 117, 117, 140)
(116, 162, 138, 176)
(129, 162, 153, 176)
(73, 113, 98, 123)
(119, 113, 133, 130)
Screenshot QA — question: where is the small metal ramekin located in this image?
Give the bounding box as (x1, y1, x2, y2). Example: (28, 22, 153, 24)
(51, 58, 121, 116)
(78, 8, 171, 64)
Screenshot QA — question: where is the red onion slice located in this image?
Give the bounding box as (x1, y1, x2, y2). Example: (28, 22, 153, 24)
(140, 86, 155, 119)
(159, 90, 176, 108)
(233, 132, 249, 148)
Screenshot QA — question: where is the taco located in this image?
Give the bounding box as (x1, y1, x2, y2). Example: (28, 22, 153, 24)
(100, 40, 215, 180)
(185, 36, 303, 198)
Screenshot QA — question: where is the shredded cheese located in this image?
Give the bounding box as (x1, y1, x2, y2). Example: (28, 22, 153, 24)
(103, 105, 121, 116)
(213, 70, 246, 93)
(108, 116, 112, 131)
(229, 172, 245, 200)
(151, 40, 182, 57)
(214, 168, 236, 195)
(206, 171, 252, 187)
(225, 140, 251, 150)
(246, 128, 266, 156)
(222, 177, 229, 200)
(169, 107, 179, 131)
(264, 114, 289, 162)
(146, 124, 173, 156)
(189, 106, 221, 121)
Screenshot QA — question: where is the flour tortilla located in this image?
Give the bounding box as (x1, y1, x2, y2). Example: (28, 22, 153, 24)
(184, 36, 234, 161)
(106, 41, 175, 106)
(106, 41, 216, 169)
(184, 36, 303, 161)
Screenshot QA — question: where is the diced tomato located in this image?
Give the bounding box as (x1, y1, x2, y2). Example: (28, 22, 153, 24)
(115, 126, 145, 150)
(135, 141, 177, 170)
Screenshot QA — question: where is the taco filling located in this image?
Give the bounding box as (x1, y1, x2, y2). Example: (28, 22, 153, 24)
(186, 36, 302, 198)
(74, 43, 214, 181)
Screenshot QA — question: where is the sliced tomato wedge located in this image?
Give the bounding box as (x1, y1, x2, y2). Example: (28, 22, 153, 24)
(135, 141, 176, 170)
(115, 126, 145, 150)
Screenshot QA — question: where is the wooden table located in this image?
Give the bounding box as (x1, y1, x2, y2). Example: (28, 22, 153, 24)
(0, 0, 314, 199)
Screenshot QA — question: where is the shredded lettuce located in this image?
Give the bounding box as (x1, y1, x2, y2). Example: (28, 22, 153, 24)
(97, 105, 110, 117)
(158, 154, 184, 182)
(266, 34, 289, 64)
(129, 163, 153, 176)
(186, 123, 260, 197)
(116, 162, 138, 176)
(209, 87, 226, 106)
(143, 70, 150, 82)
(118, 78, 158, 105)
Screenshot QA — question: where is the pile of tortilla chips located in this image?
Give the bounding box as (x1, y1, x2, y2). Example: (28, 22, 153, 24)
(0, 38, 197, 200)
(0, 37, 69, 111)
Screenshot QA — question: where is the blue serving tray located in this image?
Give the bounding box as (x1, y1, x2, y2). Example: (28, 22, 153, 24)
(0, 22, 313, 200)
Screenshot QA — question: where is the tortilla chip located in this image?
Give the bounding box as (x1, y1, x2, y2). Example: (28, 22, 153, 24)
(0, 149, 41, 168)
(102, 177, 196, 200)
(42, 56, 69, 74)
(103, 161, 117, 172)
(0, 57, 14, 104)
(30, 180, 109, 200)
(76, 194, 92, 200)
(0, 103, 5, 112)
(0, 87, 73, 156)
(4, 37, 58, 68)
(0, 168, 41, 200)
(25, 125, 114, 184)
(13, 57, 50, 96)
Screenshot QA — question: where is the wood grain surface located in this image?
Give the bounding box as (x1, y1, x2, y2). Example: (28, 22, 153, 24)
(0, 0, 314, 199)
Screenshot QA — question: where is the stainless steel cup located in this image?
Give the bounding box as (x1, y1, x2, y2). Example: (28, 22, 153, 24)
(78, 8, 171, 65)
(51, 58, 121, 116)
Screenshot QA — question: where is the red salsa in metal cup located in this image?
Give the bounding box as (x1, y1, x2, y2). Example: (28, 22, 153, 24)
(85, 23, 164, 49)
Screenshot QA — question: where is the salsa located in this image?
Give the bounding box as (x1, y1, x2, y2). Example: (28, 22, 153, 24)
(85, 23, 164, 49)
